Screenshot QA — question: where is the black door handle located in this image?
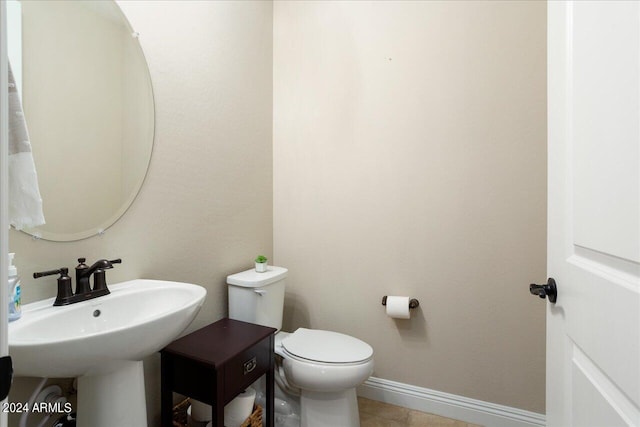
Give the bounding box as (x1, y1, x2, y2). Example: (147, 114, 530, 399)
(529, 278, 557, 303)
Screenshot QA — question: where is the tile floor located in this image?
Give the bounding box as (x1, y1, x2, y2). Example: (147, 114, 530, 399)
(358, 397, 483, 427)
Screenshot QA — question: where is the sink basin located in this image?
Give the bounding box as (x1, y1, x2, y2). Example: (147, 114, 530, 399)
(9, 279, 206, 426)
(9, 279, 206, 377)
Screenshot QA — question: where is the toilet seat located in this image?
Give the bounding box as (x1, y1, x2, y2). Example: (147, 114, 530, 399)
(281, 328, 373, 364)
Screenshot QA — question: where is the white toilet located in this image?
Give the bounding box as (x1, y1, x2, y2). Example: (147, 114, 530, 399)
(227, 266, 374, 427)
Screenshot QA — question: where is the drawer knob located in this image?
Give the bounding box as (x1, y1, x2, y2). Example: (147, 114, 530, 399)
(243, 357, 257, 375)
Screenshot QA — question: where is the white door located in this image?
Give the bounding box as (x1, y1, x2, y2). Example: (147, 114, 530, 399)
(546, 1, 640, 426)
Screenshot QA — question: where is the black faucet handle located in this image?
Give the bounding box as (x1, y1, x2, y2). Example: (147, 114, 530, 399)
(33, 268, 73, 306)
(92, 259, 120, 293)
(33, 267, 69, 279)
(77, 258, 87, 264)
(53, 269, 73, 305)
(93, 271, 109, 293)
(98, 259, 122, 271)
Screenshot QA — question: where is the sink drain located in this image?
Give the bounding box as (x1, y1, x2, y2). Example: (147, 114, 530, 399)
(93, 310, 101, 317)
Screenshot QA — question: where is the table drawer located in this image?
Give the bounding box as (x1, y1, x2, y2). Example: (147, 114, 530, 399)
(224, 338, 271, 400)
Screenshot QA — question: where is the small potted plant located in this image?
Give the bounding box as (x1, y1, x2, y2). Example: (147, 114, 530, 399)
(255, 255, 268, 273)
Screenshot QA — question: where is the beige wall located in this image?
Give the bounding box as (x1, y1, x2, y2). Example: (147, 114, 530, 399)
(9, 1, 273, 425)
(273, 0, 547, 414)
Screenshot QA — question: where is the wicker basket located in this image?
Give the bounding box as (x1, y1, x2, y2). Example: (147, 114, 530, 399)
(172, 398, 262, 427)
(240, 404, 262, 427)
(172, 398, 190, 427)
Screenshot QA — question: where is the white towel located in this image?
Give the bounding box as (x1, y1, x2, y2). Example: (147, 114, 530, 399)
(8, 62, 45, 230)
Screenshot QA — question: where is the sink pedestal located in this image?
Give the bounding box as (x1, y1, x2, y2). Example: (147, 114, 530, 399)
(76, 361, 147, 427)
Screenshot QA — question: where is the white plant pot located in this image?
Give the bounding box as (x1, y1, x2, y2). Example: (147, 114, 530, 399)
(255, 262, 268, 273)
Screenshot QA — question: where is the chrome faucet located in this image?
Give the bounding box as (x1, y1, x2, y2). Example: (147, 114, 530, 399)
(34, 258, 122, 306)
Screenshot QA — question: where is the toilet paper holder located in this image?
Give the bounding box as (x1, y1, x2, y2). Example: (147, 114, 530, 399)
(381, 296, 420, 309)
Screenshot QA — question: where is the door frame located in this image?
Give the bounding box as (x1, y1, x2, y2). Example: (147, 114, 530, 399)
(1, 0, 10, 426)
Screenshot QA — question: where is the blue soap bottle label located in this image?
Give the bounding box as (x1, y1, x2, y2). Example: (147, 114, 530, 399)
(8, 278, 21, 321)
(8, 253, 21, 322)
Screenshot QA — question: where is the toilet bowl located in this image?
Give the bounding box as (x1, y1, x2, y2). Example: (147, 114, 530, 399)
(227, 267, 374, 427)
(275, 329, 374, 426)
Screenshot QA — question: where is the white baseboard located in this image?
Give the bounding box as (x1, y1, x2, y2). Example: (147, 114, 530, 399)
(357, 377, 545, 427)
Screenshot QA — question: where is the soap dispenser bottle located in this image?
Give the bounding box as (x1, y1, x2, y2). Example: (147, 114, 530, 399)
(8, 253, 21, 322)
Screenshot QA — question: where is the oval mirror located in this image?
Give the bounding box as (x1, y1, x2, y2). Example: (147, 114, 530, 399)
(8, 0, 154, 241)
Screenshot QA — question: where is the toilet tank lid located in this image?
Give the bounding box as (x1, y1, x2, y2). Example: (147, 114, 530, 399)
(226, 266, 288, 288)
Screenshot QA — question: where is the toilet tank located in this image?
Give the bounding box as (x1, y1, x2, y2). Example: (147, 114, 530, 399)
(227, 266, 288, 331)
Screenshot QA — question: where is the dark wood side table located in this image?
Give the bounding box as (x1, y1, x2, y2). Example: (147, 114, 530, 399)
(160, 318, 276, 427)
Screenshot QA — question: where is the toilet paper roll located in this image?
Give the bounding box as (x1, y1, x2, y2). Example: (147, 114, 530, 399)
(386, 296, 411, 319)
(187, 406, 210, 427)
(190, 399, 211, 422)
(224, 387, 256, 427)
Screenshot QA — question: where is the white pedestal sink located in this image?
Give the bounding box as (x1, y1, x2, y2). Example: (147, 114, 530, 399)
(8, 279, 206, 427)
